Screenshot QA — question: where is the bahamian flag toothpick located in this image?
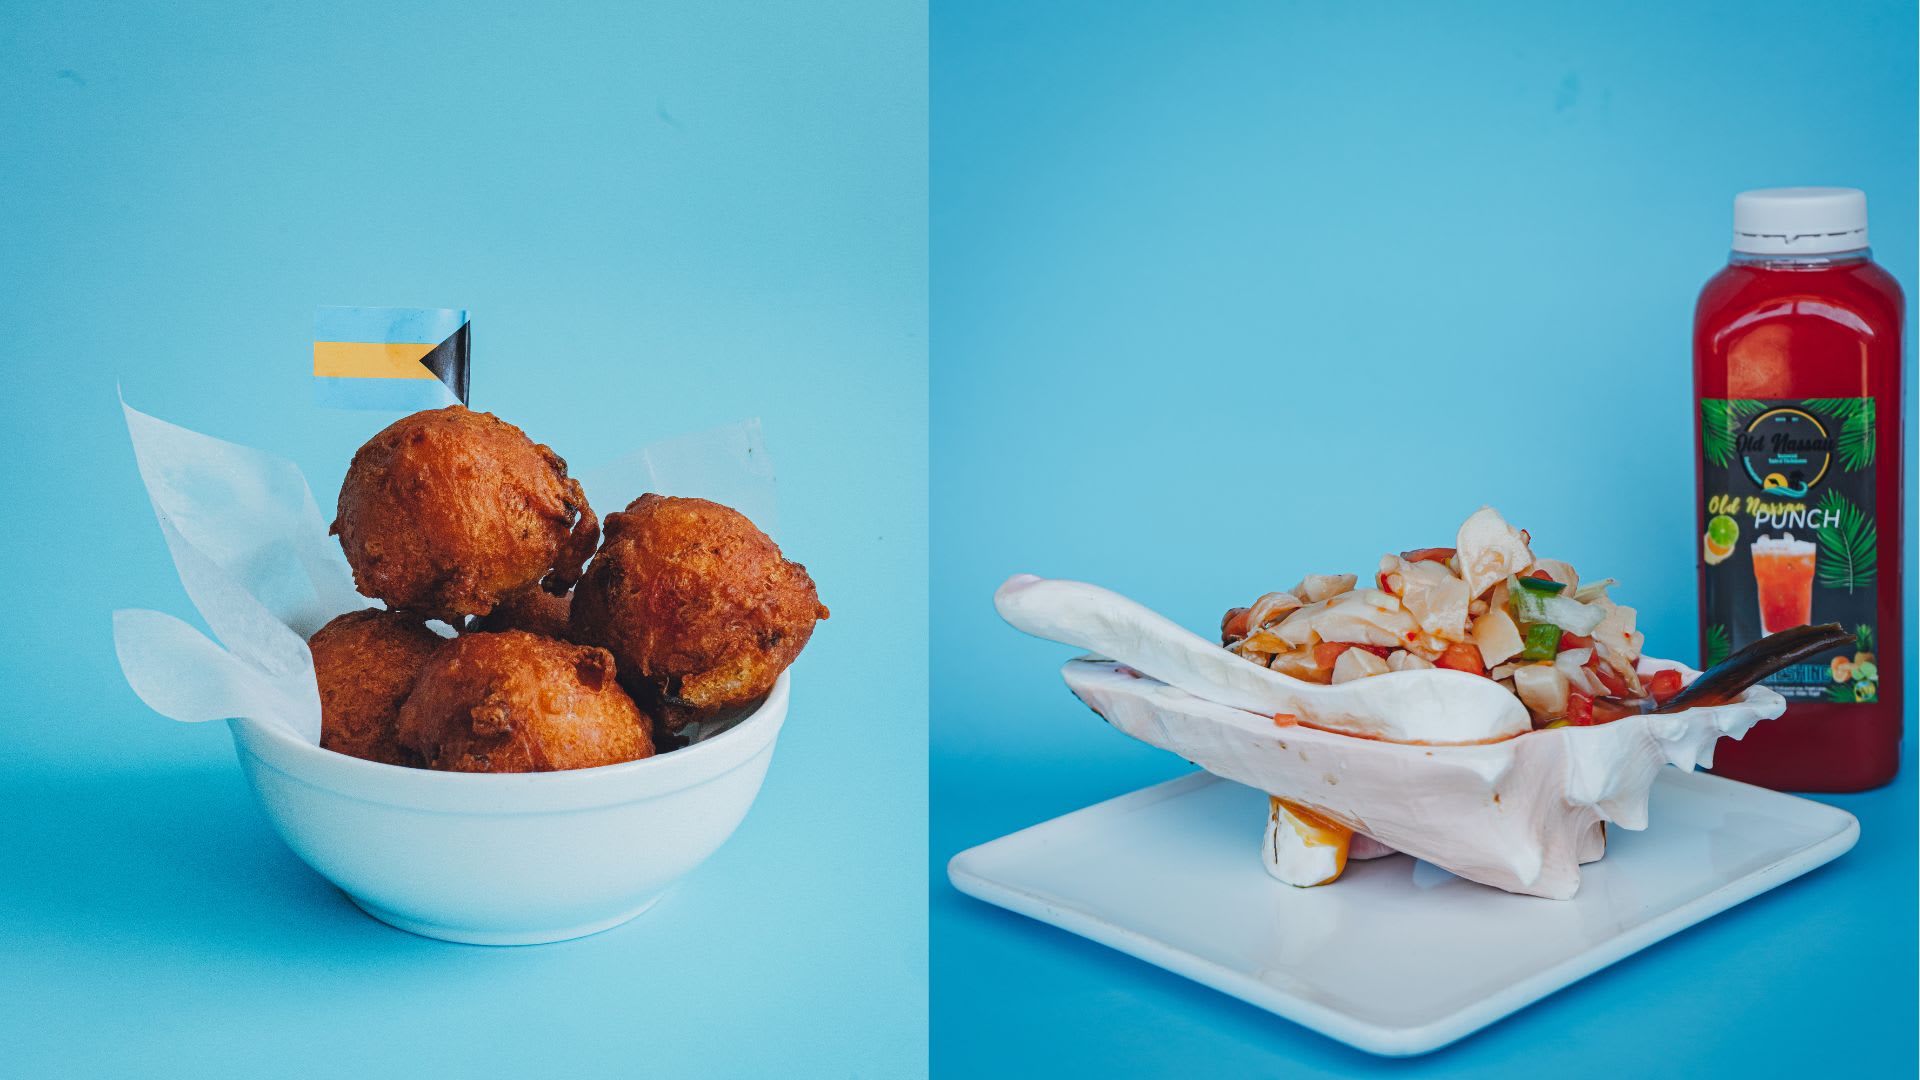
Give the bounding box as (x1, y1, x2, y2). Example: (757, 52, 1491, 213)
(313, 306, 470, 410)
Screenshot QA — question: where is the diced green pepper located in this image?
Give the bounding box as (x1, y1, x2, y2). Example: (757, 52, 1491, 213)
(1506, 573, 1606, 636)
(1519, 622, 1562, 661)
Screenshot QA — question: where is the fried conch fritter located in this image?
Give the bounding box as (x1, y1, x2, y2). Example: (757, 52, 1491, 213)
(331, 406, 598, 623)
(396, 630, 654, 773)
(571, 494, 828, 732)
(474, 584, 574, 641)
(309, 608, 445, 766)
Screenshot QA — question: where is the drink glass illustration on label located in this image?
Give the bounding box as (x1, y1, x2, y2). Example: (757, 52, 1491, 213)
(1750, 533, 1815, 634)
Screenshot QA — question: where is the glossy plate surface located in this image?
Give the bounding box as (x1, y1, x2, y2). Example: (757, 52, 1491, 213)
(948, 768, 1856, 1056)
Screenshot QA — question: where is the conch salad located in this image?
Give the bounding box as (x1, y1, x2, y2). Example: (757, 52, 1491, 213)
(1219, 507, 1683, 728)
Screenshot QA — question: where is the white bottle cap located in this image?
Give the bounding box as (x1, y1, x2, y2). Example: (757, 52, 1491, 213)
(1732, 187, 1868, 255)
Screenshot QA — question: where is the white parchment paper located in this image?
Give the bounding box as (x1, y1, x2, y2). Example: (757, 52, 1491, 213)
(113, 400, 777, 744)
(581, 418, 779, 539)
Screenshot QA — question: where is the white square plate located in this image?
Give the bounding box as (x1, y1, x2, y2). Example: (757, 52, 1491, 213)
(948, 768, 1857, 1056)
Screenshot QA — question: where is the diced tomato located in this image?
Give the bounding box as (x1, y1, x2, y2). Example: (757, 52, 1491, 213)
(1528, 569, 1555, 582)
(1566, 691, 1595, 726)
(1272, 713, 1297, 727)
(1400, 546, 1455, 564)
(1222, 607, 1251, 642)
(1376, 571, 1393, 593)
(1434, 642, 1487, 677)
(1559, 632, 1593, 651)
(1588, 659, 1631, 698)
(1592, 699, 1641, 724)
(1647, 669, 1684, 705)
(1312, 641, 1392, 669)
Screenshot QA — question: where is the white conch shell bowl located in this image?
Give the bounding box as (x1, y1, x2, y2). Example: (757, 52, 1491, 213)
(1060, 658, 1784, 899)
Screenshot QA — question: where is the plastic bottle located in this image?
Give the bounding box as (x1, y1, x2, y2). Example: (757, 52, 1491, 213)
(1693, 187, 1903, 792)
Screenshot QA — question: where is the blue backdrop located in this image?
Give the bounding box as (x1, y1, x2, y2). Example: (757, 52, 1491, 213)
(931, 2, 1916, 1076)
(0, 2, 926, 1077)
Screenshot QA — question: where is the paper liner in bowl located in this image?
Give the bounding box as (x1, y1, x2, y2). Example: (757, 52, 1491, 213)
(1060, 656, 1785, 899)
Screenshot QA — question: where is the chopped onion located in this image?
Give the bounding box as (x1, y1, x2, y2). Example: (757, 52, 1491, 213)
(1553, 647, 1594, 689)
(1508, 576, 1605, 636)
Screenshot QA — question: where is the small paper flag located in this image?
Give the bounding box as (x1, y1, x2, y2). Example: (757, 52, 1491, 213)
(313, 306, 469, 411)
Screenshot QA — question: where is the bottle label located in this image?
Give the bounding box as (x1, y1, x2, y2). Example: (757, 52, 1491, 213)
(1699, 398, 1880, 702)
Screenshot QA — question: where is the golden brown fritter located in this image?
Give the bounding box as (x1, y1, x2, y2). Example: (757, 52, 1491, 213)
(395, 630, 654, 773)
(309, 608, 444, 766)
(570, 494, 828, 732)
(474, 584, 575, 641)
(331, 406, 599, 623)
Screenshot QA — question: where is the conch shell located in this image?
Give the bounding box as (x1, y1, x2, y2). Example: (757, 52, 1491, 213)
(1061, 657, 1783, 899)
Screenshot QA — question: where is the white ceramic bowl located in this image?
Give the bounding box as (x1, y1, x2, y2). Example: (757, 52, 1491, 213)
(227, 671, 791, 945)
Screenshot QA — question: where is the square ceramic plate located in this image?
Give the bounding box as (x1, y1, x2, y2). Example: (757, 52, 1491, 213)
(948, 768, 1857, 1056)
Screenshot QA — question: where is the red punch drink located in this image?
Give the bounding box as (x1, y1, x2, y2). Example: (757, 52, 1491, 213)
(1694, 188, 1904, 792)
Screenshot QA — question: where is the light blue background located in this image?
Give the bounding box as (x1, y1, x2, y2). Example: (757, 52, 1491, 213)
(931, 3, 1916, 1076)
(1, 3, 925, 1077)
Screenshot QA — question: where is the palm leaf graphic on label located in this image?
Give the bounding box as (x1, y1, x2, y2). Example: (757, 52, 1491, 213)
(1814, 489, 1876, 592)
(1855, 624, 1874, 652)
(1700, 399, 1762, 467)
(1803, 397, 1875, 471)
(1704, 623, 1731, 668)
